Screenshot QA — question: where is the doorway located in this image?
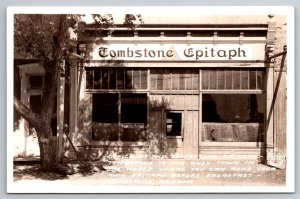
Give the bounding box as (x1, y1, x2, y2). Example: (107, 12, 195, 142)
(164, 111, 184, 158)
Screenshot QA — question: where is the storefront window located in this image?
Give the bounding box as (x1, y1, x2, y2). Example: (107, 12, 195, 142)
(92, 93, 147, 142)
(92, 94, 119, 141)
(202, 94, 264, 142)
(121, 94, 147, 141)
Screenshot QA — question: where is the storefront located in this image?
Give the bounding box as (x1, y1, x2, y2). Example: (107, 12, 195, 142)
(68, 18, 281, 160)
(14, 16, 286, 162)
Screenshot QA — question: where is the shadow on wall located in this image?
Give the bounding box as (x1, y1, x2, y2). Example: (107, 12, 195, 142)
(73, 74, 179, 160)
(71, 59, 161, 160)
(148, 97, 179, 159)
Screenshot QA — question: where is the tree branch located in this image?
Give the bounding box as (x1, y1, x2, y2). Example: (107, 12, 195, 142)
(14, 96, 43, 131)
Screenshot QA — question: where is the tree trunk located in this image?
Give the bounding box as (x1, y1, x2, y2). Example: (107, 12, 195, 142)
(14, 14, 69, 174)
(37, 125, 57, 170)
(40, 14, 69, 171)
(14, 97, 59, 171)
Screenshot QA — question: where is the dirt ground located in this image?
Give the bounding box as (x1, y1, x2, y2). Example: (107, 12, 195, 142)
(12, 158, 286, 189)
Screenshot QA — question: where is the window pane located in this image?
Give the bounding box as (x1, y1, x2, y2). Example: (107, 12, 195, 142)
(109, 70, 116, 89)
(141, 70, 148, 89)
(202, 70, 209, 89)
(202, 94, 264, 123)
(92, 93, 118, 123)
(217, 70, 225, 90)
(86, 69, 93, 89)
(163, 70, 171, 90)
(185, 69, 193, 90)
(101, 69, 109, 89)
(171, 71, 179, 90)
(192, 71, 199, 90)
(202, 123, 264, 142)
(94, 70, 101, 89)
(121, 94, 147, 123)
(210, 70, 217, 90)
(166, 112, 182, 136)
(121, 94, 147, 141)
(249, 70, 256, 89)
(202, 94, 264, 142)
(225, 70, 232, 89)
(179, 70, 186, 90)
(92, 93, 118, 141)
(157, 69, 163, 90)
(125, 70, 133, 89)
(132, 70, 141, 89)
(241, 70, 248, 89)
(233, 70, 240, 89)
(117, 69, 124, 89)
(202, 69, 264, 91)
(29, 76, 43, 89)
(92, 123, 119, 141)
(150, 70, 157, 90)
(257, 71, 264, 90)
(120, 124, 147, 142)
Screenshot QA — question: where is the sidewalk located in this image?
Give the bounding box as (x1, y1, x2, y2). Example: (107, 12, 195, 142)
(12, 158, 286, 187)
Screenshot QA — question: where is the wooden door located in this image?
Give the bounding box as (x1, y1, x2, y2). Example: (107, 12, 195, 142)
(183, 111, 199, 159)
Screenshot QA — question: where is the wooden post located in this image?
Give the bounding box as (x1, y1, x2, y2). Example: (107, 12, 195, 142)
(57, 60, 65, 161)
(20, 71, 28, 156)
(69, 60, 78, 157)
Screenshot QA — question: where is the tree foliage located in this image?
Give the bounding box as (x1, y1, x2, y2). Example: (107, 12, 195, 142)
(14, 13, 143, 173)
(14, 14, 143, 59)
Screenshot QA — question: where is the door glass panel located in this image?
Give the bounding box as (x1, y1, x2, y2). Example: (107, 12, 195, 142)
(166, 112, 182, 136)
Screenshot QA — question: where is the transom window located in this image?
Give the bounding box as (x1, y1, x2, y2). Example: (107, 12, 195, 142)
(150, 69, 199, 90)
(202, 69, 264, 90)
(86, 68, 148, 90)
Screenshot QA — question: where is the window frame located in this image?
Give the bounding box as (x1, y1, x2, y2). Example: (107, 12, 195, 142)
(90, 92, 149, 145)
(199, 68, 266, 147)
(165, 111, 184, 139)
(86, 67, 266, 147)
(85, 67, 149, 91)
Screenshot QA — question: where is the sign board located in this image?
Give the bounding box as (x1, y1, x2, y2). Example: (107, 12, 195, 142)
(91, 43, 266, 61)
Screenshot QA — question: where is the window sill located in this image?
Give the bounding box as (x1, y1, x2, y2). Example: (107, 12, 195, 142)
(200, 142, 265, 147)
(89, 141, 149, 147)
(166, 136, 182, 139)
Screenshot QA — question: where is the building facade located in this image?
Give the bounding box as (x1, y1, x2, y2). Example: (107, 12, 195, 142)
(14, 15, 287, 167)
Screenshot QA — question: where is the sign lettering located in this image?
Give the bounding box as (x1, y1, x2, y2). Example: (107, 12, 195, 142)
(91, 44, 265, 61)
